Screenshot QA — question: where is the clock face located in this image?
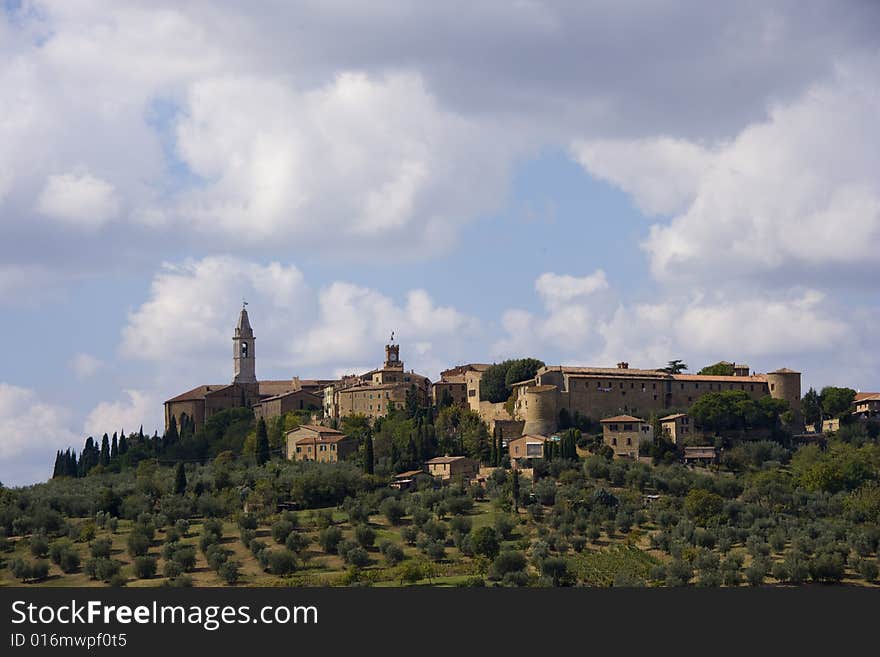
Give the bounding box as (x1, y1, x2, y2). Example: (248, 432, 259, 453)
(390, 353, 397, 361)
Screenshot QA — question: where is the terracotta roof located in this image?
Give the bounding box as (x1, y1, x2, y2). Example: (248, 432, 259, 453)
(526, 384, 557, 393)
(684, 446, 717, 457)
(672, 374, 768, 383)
(260, 389, 322, 403)
(659, 413, 687, 421)
(546, 365, 666, 377)
(510, 378, 537, 387)
(395, 469, 427, 479)
(854, 392, 880, 402)
(769, 367, 800, 374)
(509, 434, 548, 446)
(435, 375, 466, 385)
(297, 424, 344, 434)
(165, 384, 228, 403)
(339, 383, 401, 392)
(290, 431, 352, 444)
(426, 455, 472, 464)
(601, 415, 646, 423)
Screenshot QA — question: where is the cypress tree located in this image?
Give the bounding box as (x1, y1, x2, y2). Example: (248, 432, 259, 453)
(111, 433, 118, 460)
(364, 434, 374, 475)
(52, 451, 61, 478)
(165, 416, 179, 446)
(119, 433, 128, 455)
(255, 417, 270, 465)
(174, 462, 187, 495)
(512, 468, 520, 512)
(391, 442, 399, 473)
(100, 434, 110, 466)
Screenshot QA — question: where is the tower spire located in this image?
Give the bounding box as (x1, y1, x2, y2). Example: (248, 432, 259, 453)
(233, 304, 256, 383)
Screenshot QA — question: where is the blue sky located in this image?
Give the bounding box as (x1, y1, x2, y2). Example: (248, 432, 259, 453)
(1, 1, 879, 485)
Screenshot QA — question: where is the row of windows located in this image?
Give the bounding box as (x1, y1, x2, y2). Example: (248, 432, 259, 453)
(295, 443, 337, 453)
(572, 379, 760, 393)
(607, 424, 652, 432)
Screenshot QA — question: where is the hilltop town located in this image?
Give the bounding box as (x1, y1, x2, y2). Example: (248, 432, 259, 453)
(160, 305, 874, 470)
(4, 304, 877, 589)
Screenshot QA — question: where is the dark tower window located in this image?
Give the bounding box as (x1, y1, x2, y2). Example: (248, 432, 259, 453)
(240, 342, 248, 358)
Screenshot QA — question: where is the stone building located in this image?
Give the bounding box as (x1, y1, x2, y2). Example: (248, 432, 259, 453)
(659, 413, 702, 444)
(425, 455, 479, 482)
(324, 342, 431, 421)
(600, 415, 651, 459)
(164, 306, 330, 431)
(285, 425, 357, 462)
(508, 434, 548, 469)
(852, 392, 880, 420)
(509, 362, 802, 436)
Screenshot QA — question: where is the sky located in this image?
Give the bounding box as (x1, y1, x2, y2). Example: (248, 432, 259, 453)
(1, 1, 879, 486)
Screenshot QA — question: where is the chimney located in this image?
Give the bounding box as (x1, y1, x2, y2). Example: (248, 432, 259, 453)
(617, 362, 629, 369)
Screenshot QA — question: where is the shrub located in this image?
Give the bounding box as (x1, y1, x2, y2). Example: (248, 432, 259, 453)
(345, 546, 371, 568)
(471, 527, 500, 560)
(163, 560, 183, 579)
(285, 531, 310, 554)
(265, 549, 297, 575)
(206, 544, 230, 571)
(29, 534, 49, 558)
(424, 541, 446, 562)
(539, 557, 571, 586)
(745, 561, 767, 587)
(856, 558, 879, 582)
(238, 513, 258, 531)
(494, 515, 516, 540)
(85, 557, 121, 582)
(354, 524, 376, 549)
(489, 550, 527, 580)
(666, 559, 693, 587)
(219, 560, 241, 585)
(132, 556, 157, 579)
(383, 543, 405, 566)
(318, 526, 343, 554)
(171, 546, 197, 572)
(380, 498, 406, 526)
(401, 526, 419, 545)
(126, 531, 150, 558)
(271, 520, 295, 545)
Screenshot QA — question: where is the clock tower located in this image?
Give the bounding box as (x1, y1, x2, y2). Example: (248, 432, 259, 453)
(233, 304, 256, 383)
(384, 337, 403, 370)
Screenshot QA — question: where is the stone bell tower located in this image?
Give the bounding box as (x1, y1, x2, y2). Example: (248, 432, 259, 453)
(233, 303, 256, 384)
(384, 332, 403, 370)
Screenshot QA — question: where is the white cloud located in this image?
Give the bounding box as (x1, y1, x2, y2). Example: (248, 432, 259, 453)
(535, 270, 608, 310)
(0, 382, 78, 487)
(571, 138, 715, 216)
(83, 389, 158, 438)
(493, 269, 608, 357)
(120, 256, 311, 373)
(593, 289, 851, 372)
(121, 256, 479, 386)
(572, 56, 880, 284)
(166, 71, 513, 250)
(69, 353, 105, 379)
(675, 290, 849, 356)
(37, 171, 120, 228)
(292, 283, 479, 375)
